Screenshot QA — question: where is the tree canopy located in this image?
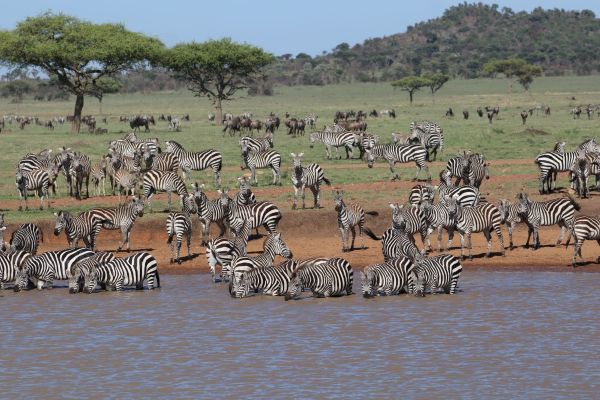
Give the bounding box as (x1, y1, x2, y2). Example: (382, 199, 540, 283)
(391, 76, 432, 104)
(162, 38, 274, 124)
(483, 58, 543, 91)
(0, 12, 164, 132)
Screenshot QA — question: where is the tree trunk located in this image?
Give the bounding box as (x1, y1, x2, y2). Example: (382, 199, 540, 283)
(215, 98, 223, 126)
(431, 88, 435, 104)
(71, 94, 84, 133)
(409, 90, 414, 105)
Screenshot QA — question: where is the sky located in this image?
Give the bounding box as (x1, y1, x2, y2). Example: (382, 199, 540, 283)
(2, 0, 600, 56)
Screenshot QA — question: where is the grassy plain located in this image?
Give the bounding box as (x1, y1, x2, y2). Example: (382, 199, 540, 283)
(1, 75, 600, 223)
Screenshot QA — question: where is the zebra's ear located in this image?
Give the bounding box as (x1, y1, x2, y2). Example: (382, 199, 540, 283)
(290, 153, 296, 157)
(217, 189, 222, 195)
(298, 152, 304, 157)
(388, 203, 395, 210)
(0, 226, 5, 231)
(53, 212, 58, 217)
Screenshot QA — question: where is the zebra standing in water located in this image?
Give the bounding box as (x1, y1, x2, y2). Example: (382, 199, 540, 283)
(309, 131, 356, 160)
(240, 139, 281, 185)
(164, 140, 222, 186)
(333, 190, 378, 252)
(445, 195, 506, 260)
(497, 199, 522, 250)
(166, 193, 197, 264)
(142, 170, 188, 212)
(14, 248, 94, 291)
(53, 210, 107, 250)
(516, 192, 580, 249)
(9, 223, 43, 255)
(67, 251, 115, 293)
(410, 253, 462, 296)
(285, 257, 353, 300)
(535, 138, 600, 194)
(206, 218, 252, 282)
(360, 258, 415, 297)
(365, 144, 430, 181)
(82, 252, 160, 292)
(566, 215, 600, 266)
(438, 169, 480, 207)
(364, 223, 422, 262)
(290, 152, 331, 209)
(0, 250, 31, 289)
(88, 197, 145, 252)
(15, 168, 50, 210)
(192, 183, 228, 246)
(409, 125, 443, 161)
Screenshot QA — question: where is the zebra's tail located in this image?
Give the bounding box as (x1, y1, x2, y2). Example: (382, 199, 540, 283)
(322, 176, 331, 186)
(565, 224, 575, 248)
(363, 227, 382, 241)
(365, 211, 379, 217)
(154, 270, 161, 288)
(565, 192, 581, 211)
(39, 228, 44, 243)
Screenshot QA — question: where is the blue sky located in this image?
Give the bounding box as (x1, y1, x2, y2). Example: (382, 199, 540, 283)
(2, 1, 600, 56)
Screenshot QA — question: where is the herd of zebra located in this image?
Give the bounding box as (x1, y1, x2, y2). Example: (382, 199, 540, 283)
(5, 110, 600, 299)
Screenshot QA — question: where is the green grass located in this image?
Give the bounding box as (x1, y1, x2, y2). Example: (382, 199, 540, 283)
(1, 75, 600, 222)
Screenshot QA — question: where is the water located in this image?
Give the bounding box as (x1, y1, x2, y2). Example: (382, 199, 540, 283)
(1, 271, 599, 398)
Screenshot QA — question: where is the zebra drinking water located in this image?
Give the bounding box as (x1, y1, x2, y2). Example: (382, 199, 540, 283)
(285, 257, 353, 300)
(360, 257, 415, 297)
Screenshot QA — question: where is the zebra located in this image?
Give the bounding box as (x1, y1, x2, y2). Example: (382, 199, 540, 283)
(69, 153, 91, 199)
(82, 252, 160, 292)
(169, 118, 181, 131)
(88, 197, 145, 252)
(391, 132, 412, 145)
(90, 159, 106, 196)
(419, 201, 455, 252)
(221, 188, 282, 235)
(192, 183, 228, 246)
(333, 190, 378, 252)
(240, 140, 281, 186)
(360, 257, 415, 297)
(230, 232, 293, 294)
(9, 223, 43, 255)
(566, 215, 600, 266)
(445, 152, 471, 185)
(14, 248, 95, 291)
(142, 144, 180, 173)
(285, 257, 353, 300)
(463, 153, 490, 188)
(291, 152, 331, 209)
(516, 192, 580, 249)
(365, 144, 430, 181)
(309, 131, 355, 160)
(364, 223, 422, 262)
(354, 132, 380, 159)
(586, 152, 600, 189)
(109, 148, 142, 174)
(109, 139, 138, 158)
(535, 138, 600, 194)
(304, 113, 317, 129)
(15, 168, 50, 211)
(166, 193, 197, 264)
(445, 195, 505, 260)
(234, 259, 298, 298)
(569, 157, 590, 198)
(239, 132, 274, 156)
(205, 217, 252, 282)
(497, 199, 522, 250)
(67, 251, 115, 293)
(113, 169, 140, 204)
(410, 253, 462, 296)
(142, 170, 188, 212)
(0, 250, 31, 289)
(53, 210, 107, 250)
(408, 183, 435, 205)
(409, 126, 443, 161)
(164, 140, 222, 186)
(389, 203, 429, 249)
(438, 169, 480, 207)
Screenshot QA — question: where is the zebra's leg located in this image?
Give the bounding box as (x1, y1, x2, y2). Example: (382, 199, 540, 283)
(572, 239, 583, 266)
(251, 166, 257, 185)
(507, 223, 514, 250)
(339, 228, 348, 252)
(483, 229, 492, 257)
(525, 224, 533, 248)
(388, 161, 398, 181)
(533, 223, 541, 250)
(335, 146, 341, 160)
(494, 224, 506, 256)
(176, 234, 182, 264)
(556, 222, 567, 246)
(539, 171, 546, 194)
(350, 226, 357, 250)
(301, 185, 306, 209)
(435, 225, 443, 252)
(359, 223, 366, 249)
(292, 185, 299, 210)
(447, 226, 454, 250)
(186, 230, 192, 257)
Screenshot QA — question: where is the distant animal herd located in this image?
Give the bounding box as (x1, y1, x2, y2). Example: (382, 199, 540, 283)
(2, 103, 600, 300)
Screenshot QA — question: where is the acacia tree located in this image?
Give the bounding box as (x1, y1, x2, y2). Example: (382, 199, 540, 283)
(391, 76, 432, 104)
(162, 38, 274, 124)
(483, 59, 542, 102)
(423, 72, 450, 102)
(0, 13, 163, 132)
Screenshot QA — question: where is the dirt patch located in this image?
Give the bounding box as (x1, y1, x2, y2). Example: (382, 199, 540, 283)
(519, 128, 551, 136)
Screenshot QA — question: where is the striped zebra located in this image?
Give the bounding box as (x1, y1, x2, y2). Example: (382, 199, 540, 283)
(390, 203, 429, 250)
(88, 197, 145, 252)
(497, 199, 522, 250)
(569, 157, 590, 198)
(0, 250, 31, 289)
(516, 192, 580, 249)
(221, 188, 282, 235)
(9, 223, 43, 255)
(364, 224, 422, 262)
(304, 113, 318, 129)
(409, 127, 443, 161)
(333, 190, 378, 252)
(285, 257, 353, 300)
(566, 215, 600, 266)
(53, 210, 108, 250)
(535, 138, 600, 194)
(408, 183, 435, 205)
(142, 144, 179, 173)
(230, 232, 293, 294)
(419, 202, 455, 252)
(410, 253, 462, 296)
(16, 168, 50, 211)
(240, 140, 281, 185)
(90, 159, 106, 196)
(14, 248, 95, 291)
(113, 169, 140, 204)
(586, 152, 600, 189)
(192, 183, 227, 246)
(445, 195, 505, 260)
(365, 144, 430, 181)
(291, 152, 331, 209)
(166, 193, 197, 264)
(309, 131, 355, 160)
(354, 132, 379, 159)
(438, 169, 480, 207)
(445, 152, 470, 185)
(109, 148, 142, 174)
(463, 153, 490, 188)
(142, 170, 188, 212)
(82, 252, 160, 292)
(109, 139, 138, 158)
(164, 140, 222, 186)
(68, 251, 115, 293)
(205, 218, 252, 282)
(239, 132, 274, 155)
(360, 257, 415, 297)
(391, 132, 411, 145)
(70, 153, 91, 199)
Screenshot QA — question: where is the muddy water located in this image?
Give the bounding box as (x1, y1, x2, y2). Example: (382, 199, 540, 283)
(1, 271, 599, 398)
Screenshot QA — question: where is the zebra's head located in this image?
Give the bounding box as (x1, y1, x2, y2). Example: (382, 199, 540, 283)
(444, 195, 460, 219)
(389, 203, 405, 229)
(332, 190, 345, 211)
(164, 140, 180, 153)
(217, 188, 231, 210)
(284, 270, 302, 301)
(365, 149, 375, 168)
(497, 200, 510, 223)
(83, 261, 100, 294)
(266, 232, 293, 259)
(68, 261, 87, 294)
(180, 193, 197, 214)
(360, 268, 375, 298)
(237, 177, 253, 198)
(439, 169, 452, 185)
(290, 152, 304, 170)
(132, 196, 145, 217)
(240, 138, 250, 157)
(516, 192, 531, 216)
(13, 259, 31, 292)
(234, 271, 253, 298)
(410, 253, 427, 297)
(53, 210, 70, 236)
